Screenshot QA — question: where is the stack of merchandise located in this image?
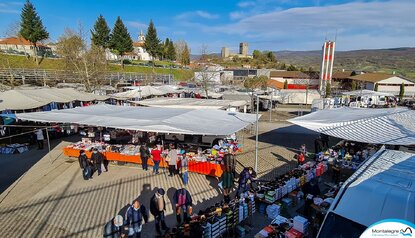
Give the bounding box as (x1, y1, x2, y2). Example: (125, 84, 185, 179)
(293, 215, 309, 234)
(218, 215, 226, 235)
(225, 209, 234, 234)
(255, 226, 276, 238)
(238, 204, 244, 223)
(236, 225, 246, 237)
(210, 217, 220, 238)
(285, 228, 303, 238)
(202, 222, 211, 238)
(248, 194, 256, 214)
(258, 203, 267, 214)
(266, 204, 280, 219)
(271, 215, 289, 226)
(265, 190, 276, 203)
(243, 203, 248, 220)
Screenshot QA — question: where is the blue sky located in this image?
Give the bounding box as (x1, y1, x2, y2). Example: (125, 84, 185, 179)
(0, 0, 414, 53)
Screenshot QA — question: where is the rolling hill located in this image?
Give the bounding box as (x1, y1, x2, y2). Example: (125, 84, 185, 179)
(275, 47, 415, 78)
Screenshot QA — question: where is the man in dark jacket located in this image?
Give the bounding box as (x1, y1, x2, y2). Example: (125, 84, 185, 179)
(150, 188, 169, 235)
(173, 188, 193, 225)
(139, 144, 150, 171)
(91, 148, 104, 176)
(125, 199, 148, 238)
(78, 150, 92, 180)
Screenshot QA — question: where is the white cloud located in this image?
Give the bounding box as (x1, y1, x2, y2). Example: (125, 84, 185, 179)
(229, 11, 246, 20)
(126, 21, 147, 30)
(209, 0, 415, 50)
(238, 1, 255, 8)
(0, 1, 22, 14)
(175, 10, 219, 20)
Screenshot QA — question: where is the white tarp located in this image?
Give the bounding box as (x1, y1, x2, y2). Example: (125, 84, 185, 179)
(342, 90, 394, 97)
(288, 107, 415, 145)
(111, 86, 165, 99)
(332, 149, 415, 226)
(131, 98, 248, 110)
(0, 88, 108, 111)
(15, 104, 258, 135)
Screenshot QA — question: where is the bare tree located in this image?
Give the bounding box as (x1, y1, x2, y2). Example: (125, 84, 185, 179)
(200, 43, 208, 62)
(56, 25, 106, 92)
(3, 21, 30, 57)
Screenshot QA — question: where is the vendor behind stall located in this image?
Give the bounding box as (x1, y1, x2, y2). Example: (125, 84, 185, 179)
(302, 178, 321, 218)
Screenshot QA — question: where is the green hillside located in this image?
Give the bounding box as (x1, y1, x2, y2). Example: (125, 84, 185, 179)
(275, 47, 415, 79)
(0, 54, 194, 81)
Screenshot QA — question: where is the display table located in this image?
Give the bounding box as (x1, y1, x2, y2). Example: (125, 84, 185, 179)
(63, 147, 224, 177)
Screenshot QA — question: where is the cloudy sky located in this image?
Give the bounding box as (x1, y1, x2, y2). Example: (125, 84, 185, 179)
(0, 0, 414, 53)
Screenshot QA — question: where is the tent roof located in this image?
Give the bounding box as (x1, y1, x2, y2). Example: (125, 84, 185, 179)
(131, 97, 248, 109)
(15, 104, 258, 135)
(332, 149, 415, 226)
(110, 86, 166, 99)
(288, 107, 415, 145)
(0, 88, 108, 111)
(342, 89, 394, 97)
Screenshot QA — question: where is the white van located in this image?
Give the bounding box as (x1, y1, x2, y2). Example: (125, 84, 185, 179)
(317, 149, 415, 238)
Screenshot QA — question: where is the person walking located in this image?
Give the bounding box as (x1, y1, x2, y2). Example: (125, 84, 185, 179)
(180, 151, 189, 186)
(140, 144, 150, 171)
(91, 148, 104, 176)
(167, 144, 178, 177)
(125, 199, 148, 238)
(78, 150, 92, 180)
(35, 128, 44, 150)
(151, 145, 162, 174)
(173, 188, 193, 225)
(150, 188, 169, 235)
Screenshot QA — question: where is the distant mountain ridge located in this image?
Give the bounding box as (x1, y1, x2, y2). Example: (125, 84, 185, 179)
(275, 47, 415, 78)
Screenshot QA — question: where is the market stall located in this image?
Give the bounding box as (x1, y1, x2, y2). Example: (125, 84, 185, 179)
(16, 104, 258, 177)
(289, 107, 415, 145)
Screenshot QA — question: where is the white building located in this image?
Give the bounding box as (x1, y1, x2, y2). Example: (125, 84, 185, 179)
(194, 65, 233, 84)
(105, 31, 152, 61)
(0, 37, 51, 56)
(349, 73, 415, 97)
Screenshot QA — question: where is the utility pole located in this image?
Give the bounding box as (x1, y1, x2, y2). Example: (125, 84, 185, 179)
(255, 94, 259, 172)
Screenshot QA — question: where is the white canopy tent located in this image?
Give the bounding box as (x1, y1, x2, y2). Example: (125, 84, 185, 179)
(131, 98, 248, 110)
(15, 104, 258, 135)
(288, 107, 415, 145)
(0, 88, 108, 111)
(110, 86, 165, 100)
(327, 149, 415, 227)
(342, 90, 394, 97)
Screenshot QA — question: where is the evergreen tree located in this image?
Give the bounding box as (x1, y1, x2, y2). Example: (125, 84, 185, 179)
(167, 40, 176, 61)
(91, 15, 111, 48)
(325, 82, 331, 98)
(181, 44, 190, 66)
(144, 20, 161, 60)
(109, 16, 133, 68)
(19, 0, 49, 65)
(162, 38, 170, 60)
(374, 83, 378, 91)
(399, 83, 405, 100)
(283, 80, 288, 89)
(287, 65, 298, 71)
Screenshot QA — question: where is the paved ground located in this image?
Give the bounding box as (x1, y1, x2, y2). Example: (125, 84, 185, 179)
(0, 118, 318, 237)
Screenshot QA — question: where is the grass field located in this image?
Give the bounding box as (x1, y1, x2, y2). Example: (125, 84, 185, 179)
(0, 54, 194, 81)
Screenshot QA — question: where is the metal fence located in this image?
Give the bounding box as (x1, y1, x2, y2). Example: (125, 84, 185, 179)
(0, 68, 174, 86)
